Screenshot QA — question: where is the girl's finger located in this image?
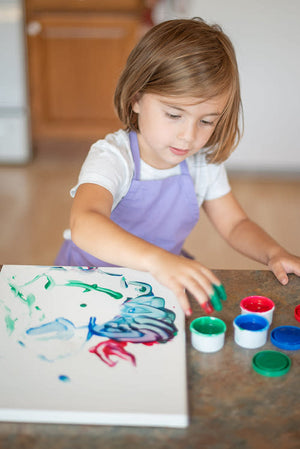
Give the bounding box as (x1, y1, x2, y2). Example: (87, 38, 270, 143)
(183, 276, 211, 306)
(209, 288, 223, 311)
(201, 300, 214, 314)
(173, 286, 192, 317)
(198, 265, 221, 287)
(213, 283, 227, 301)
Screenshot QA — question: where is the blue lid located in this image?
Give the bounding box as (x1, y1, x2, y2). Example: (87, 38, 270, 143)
(271, 326, 300, 350)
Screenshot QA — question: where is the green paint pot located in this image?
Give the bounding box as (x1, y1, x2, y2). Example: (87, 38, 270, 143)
(190, 316, 227, 353)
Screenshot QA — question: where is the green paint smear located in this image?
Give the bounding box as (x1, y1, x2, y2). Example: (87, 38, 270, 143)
(17, 273, 123, 299)
(21, 274, 55, 291)
(9, 283, 36, 314)
(5, 314, 17, 335)
(26, 294, 36, 308)
(63, 280, 123, 299)
(7, 271, 122, 326)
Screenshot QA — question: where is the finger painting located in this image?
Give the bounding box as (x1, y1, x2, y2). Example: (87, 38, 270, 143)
(0, 265, 188, 428)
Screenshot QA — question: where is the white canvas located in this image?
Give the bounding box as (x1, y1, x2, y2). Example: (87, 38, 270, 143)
(0, 265, 188, 428)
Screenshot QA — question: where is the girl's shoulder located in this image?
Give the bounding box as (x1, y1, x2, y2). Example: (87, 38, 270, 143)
(90, 129, 134, 168)
(70, 130, 134, 207)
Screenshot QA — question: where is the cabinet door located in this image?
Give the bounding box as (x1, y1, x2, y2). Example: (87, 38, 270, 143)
(27, 14, 140, 142)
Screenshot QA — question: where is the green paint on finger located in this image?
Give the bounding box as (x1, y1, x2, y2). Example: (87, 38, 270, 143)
(213, 283, 227, 301)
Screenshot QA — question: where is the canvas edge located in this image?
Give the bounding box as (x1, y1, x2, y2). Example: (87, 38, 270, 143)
(0, 410, 189, 428)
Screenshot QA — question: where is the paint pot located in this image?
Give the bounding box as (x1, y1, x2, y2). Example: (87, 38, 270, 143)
(190, 316, 226, 353)
(295, 305, 300, 322)
(233, 314, 269, 349)
(240, 295, 275, 324)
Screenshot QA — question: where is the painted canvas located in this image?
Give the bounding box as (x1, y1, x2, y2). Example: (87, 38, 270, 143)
(0, 265, 188, 428)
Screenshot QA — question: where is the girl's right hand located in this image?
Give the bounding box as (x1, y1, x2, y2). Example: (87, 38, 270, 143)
(70, 184, 227, 316)
(146, 250, 226, 316)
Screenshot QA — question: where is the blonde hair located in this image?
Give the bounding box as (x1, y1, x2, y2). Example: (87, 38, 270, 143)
(114, 18, 242, 163)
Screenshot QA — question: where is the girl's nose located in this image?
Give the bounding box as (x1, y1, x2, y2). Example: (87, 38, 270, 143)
(177, 122, 197, 145)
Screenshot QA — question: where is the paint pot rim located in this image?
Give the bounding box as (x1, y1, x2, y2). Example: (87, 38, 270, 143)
(240, 295, 275, 313)
(233, 313, 269, 332)
(190, 316, 226, 337)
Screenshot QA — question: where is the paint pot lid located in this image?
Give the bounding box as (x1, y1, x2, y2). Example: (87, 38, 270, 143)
(270, 326, 300, 350)
(252, 350, 291, 377)
(295, 305, 300, 322)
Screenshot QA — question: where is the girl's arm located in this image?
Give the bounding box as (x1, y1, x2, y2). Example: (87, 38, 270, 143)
(70, 183, 222, 315)
(203, 192, 300, 284)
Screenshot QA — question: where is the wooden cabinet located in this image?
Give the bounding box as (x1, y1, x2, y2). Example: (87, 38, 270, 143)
(25, 1, 143, 153)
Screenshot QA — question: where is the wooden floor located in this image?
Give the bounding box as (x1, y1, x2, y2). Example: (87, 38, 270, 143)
(1, 150, 300, 271)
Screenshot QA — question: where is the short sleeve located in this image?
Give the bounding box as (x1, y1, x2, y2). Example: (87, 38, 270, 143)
(70, 130, 134, 209)
(187, 153, 231, 206)
(204, 163, 231, 201)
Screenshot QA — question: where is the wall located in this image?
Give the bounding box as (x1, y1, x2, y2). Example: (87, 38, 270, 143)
(153, 0, 300, 172)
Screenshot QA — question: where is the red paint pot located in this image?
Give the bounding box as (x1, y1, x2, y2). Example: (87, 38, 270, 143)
(240, 296, 275, 324)
(295, 305, 300, 322)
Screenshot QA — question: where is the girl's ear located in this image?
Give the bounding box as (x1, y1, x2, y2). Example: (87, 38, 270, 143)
(132, 93, 142, 114)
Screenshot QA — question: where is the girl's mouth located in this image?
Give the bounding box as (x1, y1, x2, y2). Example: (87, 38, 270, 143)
(169, 147, 190, 156)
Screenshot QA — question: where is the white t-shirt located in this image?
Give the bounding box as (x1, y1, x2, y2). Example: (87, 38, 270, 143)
(70, 129, 231, 209)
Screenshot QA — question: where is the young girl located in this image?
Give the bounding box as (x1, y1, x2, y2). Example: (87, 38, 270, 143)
(55, 18, 300, 316)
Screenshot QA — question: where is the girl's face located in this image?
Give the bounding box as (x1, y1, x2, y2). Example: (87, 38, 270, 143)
(132, 93, 227, 169)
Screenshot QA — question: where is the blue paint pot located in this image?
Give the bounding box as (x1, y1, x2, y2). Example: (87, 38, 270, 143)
(233, 314, 270, 349)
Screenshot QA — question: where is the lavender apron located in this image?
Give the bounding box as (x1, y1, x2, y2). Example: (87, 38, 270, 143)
(55, 131, 199, 267)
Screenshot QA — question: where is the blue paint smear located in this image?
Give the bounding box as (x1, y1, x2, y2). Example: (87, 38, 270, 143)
(87, 293, 177, 343)
(26, 317, 77, 340)
(58, 374, 71, 383)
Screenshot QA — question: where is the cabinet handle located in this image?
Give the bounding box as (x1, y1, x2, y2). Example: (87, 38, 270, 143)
(27, 21, 42, 36)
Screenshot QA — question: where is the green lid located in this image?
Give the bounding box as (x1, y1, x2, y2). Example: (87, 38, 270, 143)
(252, 350, 291, 377)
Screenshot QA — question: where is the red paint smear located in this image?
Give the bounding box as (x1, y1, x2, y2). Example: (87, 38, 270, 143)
(142, 341, 158, 346)
(89, 340, 136, 367)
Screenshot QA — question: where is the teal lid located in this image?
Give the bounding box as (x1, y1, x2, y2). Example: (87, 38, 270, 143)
(252, 350, 291, 377)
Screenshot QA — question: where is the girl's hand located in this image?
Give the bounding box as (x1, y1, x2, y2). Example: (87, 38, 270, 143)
(146, 250, 226, 316)
(268, 250, 300, 285)
(70, 185, 228, 316)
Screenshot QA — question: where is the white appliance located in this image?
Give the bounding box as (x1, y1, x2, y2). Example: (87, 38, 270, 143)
(0, 0, 31, 163)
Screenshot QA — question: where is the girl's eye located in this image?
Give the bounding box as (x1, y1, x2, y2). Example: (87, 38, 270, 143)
(166, 112, 181, 120)
(200, 119, 214, 126)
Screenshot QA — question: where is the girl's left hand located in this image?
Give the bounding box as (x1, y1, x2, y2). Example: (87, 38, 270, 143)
(268, 250, 300, 285)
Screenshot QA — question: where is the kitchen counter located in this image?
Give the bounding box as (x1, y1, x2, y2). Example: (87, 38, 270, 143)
(0, 269, 299, 449)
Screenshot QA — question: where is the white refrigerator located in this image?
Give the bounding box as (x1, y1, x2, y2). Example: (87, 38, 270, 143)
(0, 0, 31, 163)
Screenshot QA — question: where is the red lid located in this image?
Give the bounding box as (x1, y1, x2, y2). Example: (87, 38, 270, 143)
(240, 296, 274, 313)
(295, 305, 300, 322)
